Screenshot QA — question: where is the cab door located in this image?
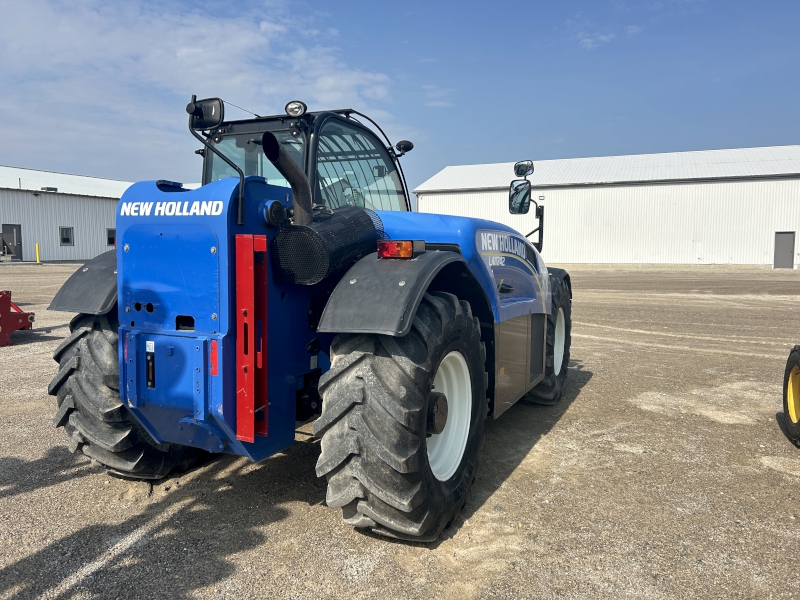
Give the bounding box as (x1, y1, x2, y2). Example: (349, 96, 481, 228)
(311, 115, 409, 212)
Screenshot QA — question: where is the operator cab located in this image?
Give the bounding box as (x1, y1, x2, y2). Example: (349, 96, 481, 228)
(197, 99, 412, 213)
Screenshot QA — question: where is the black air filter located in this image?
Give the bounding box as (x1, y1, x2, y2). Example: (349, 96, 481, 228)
(272, 206, 384, 285)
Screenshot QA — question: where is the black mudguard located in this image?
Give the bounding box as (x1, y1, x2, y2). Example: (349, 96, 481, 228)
(317, 251, 465, 337)
(48, 250, 118, 315)
(547, 266, 572, 298)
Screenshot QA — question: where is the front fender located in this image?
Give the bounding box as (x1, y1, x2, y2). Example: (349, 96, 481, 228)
(317, 251, 464, 337)
(547, 267, 572, 298)
(48, 250, 117, 315)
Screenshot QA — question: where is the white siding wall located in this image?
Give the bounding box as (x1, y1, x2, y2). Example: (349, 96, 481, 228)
(0, 189, 118, 262)
(417, 178, 800, 266)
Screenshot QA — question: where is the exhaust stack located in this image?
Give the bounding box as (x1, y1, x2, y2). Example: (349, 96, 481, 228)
(261, 132, 313, 226)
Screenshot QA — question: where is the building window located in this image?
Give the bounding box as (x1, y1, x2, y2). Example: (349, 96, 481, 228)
(60, 227, 74, 246)
(107, 228, 116, 246)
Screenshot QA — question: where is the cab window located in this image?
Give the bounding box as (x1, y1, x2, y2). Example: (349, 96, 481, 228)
(316, 119, 407, 211)
(206, 131, 304, 188)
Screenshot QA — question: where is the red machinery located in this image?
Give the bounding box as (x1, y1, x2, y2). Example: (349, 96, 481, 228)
(0, 291, 35, 347)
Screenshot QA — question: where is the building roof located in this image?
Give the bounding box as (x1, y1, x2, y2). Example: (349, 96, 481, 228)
(0, 165, 133, 198)
(413, 145, 800, 194)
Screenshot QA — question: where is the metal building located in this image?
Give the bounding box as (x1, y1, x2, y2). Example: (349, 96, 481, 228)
(414, 145, 800, 267)
(0, 166, 131, 262)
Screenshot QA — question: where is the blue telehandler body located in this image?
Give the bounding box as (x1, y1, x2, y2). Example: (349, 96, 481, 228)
(48, 97, 572, 541)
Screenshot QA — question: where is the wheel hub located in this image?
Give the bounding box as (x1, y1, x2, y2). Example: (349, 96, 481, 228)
(427, 391, 449, 435)
(554, 307, 565, 375)
(427, 351, 472, 482)
(789, 365, 800, 424)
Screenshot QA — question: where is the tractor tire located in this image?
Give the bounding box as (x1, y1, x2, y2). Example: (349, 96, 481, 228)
(314, 292, 487, 542)
(48, 311, 199, 479)
(528, 274, 572, 405)
(783, 346, 800, 445)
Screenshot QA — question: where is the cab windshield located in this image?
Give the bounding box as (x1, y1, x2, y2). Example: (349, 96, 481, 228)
(206, 131, 303, 188)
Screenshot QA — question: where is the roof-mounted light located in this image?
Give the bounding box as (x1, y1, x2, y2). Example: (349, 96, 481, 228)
(285, 100, 308, 117)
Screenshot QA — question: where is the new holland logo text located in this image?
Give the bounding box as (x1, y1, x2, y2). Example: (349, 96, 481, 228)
(119, 201, 224, 217)
(480, 232, 528, 261)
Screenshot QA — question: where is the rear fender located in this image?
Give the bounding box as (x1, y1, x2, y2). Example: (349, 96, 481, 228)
(48, 250, 117, 315)
(317, 251, 464, 337)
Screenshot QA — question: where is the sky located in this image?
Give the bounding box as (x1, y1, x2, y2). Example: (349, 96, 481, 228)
(1, 0, 799, 196)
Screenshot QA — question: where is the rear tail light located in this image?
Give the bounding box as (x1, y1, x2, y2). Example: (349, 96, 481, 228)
(377, 240, 425, 259)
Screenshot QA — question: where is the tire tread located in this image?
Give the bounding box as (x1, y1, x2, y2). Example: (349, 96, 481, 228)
(49, 311, 199, 479)
(529, 274, 572, 403)
(314, 292, 487, 541)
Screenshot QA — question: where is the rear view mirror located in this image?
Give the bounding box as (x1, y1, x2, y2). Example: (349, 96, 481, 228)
(186, 96, 224, 131)
(514, 160, 533, 178)
(509, 179, 531, 214)
(395, 140, 414, 157)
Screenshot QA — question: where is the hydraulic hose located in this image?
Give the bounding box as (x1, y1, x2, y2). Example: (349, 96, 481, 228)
(261, 132, 313, 226)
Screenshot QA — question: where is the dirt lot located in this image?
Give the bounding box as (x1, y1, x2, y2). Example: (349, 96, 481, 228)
(1, 262, 799, 599)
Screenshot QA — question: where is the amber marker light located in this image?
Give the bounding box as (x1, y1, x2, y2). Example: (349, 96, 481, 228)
(378, 240, 414, 258)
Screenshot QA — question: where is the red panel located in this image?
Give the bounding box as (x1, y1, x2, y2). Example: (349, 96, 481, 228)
(234, 235, 269, 443)
(209, 340, 219, 377)
(253, 236, 268, 436)
(235, 235, 255, 443)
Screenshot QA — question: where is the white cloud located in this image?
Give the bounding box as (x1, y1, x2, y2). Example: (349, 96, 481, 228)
(260, 21, 288, 35)
(579, 33, 616, 49)
(564, 14, 617, 50)
(613, 0, 705, 14)
(0, 0, 394, 182)
(422, 84, 455, 108)
(626, 24, 644, 35)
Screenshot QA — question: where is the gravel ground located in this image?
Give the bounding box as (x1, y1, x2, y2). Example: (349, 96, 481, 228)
(1, 262, 799, 599)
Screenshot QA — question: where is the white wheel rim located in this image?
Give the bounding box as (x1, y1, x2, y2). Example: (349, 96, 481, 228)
(427, 351, 472, 482)
(554, 307, 565, 375)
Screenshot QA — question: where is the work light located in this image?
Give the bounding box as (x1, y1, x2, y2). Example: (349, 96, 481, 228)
(285, 101, 308, 117)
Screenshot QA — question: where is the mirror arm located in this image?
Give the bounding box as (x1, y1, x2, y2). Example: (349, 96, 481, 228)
(188, 119, 246, 225)
(525, 227, 543, 253)
(524, 201, 544, 253)
(524, 226, 539, 238)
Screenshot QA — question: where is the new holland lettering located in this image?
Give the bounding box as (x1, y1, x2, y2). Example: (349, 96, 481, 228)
(122, 200, 223, 217)
(479, 231, 528, 261)
(120, 202, 154, 217)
